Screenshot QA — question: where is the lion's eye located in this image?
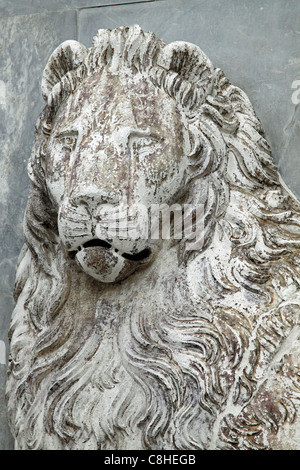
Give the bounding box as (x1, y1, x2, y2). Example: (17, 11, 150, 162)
(131, 137, 163, 158)
(57, 134, 77, 151)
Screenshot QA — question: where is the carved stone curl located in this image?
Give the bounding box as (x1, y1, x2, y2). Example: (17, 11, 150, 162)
(6, 25, 300, 450)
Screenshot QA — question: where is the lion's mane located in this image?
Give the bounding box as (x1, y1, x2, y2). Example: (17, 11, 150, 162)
(7, 26, 300, 450)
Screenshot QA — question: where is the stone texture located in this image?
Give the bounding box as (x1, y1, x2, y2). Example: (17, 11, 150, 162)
(1, 0, 300, 451)
(78, 0, 300, 199)
(0, 9, 77, 451)
(6, 25, 300, 450)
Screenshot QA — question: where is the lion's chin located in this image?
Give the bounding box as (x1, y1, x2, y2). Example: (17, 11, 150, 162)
(74, 243, 152, 283)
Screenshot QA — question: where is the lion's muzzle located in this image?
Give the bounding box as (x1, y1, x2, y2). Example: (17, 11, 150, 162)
(58, 198, 156, 283)
(70, 239, 152, 283)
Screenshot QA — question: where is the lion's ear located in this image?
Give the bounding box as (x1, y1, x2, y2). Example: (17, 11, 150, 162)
(157, 41, 214, 87)
(41, 40, 88, 101)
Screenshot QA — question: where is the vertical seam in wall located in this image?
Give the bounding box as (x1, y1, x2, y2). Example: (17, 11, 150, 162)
(76, 0, 156, 40)
(76, 8, 79, 41)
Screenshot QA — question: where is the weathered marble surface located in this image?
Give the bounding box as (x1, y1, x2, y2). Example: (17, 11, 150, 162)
(6, 24, 300, 450)
(78, 0, 300, 200)
(1, 0, 300, 450)
(0, 8, 77, 450)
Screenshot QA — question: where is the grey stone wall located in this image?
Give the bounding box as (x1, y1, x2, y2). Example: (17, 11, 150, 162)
(0, 0, 299, 450)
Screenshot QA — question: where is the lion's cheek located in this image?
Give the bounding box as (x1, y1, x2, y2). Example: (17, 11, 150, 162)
(75, 246, 139, 283)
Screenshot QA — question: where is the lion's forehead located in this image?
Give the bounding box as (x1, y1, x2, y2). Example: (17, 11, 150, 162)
(45, 68, 192, 210)
(53, 69, 184, 139)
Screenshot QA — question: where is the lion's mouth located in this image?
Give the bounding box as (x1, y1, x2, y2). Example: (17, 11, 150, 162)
(70, 239, 152, 262)
(68, 238, 152, 283)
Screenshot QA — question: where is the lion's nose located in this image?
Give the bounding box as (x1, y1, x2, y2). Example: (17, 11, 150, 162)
(69, 187, 119, 210)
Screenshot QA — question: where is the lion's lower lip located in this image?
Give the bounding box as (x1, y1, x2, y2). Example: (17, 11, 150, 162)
(69, 239, 152, 263)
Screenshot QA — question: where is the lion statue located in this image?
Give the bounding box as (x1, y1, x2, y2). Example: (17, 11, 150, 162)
(6, 25, 300, 450)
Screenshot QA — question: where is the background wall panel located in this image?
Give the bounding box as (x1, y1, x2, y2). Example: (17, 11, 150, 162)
(0, 0, 153, 17)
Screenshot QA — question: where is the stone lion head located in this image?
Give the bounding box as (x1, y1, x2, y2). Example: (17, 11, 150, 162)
(7, 25, 300, 450)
